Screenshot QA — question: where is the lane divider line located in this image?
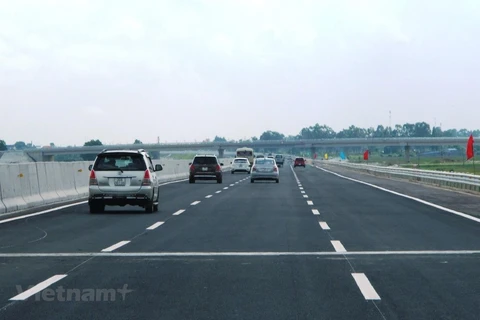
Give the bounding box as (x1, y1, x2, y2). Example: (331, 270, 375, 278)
(230, 184, 234, 187)
(301, 191, 306, 194)
(146, 221, 164, 230)
(190, 201, 201, 206)
(331, 240, 346, 252)
(9, 274, 68, 301)
(216, 191, 222, 194)
(307, 200, 314, 205)
(319, 221, 330, 230)
(172, 209, 185, 216)
(223, 187, 228, 190)
(299, 187, 304, 190)
(303, 195, 309, 198)
(317, 166, 480, 224)
(205, 195, 213, 198)
(312, 209, 320, 215)
(101, 241, 130, 252)
(352, 273, 381, 300)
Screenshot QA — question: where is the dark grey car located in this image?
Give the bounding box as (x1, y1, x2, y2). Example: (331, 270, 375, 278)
(189, 155, 224, 183)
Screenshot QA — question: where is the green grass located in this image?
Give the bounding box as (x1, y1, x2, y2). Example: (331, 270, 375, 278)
(345, 153, 478, 175)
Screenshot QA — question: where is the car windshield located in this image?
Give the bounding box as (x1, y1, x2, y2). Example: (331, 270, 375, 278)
(193, 157, 217, 165)
(93, 153, 146, 171)
(255, 159, 274, 166)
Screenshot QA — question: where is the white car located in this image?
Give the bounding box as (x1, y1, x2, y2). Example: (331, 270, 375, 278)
(231, 157, 251, 174)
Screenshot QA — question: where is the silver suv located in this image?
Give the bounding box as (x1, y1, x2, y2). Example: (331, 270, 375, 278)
(88, 149, 163, 213)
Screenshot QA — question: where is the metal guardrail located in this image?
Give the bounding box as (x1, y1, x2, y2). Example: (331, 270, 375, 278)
(317, 161, 480, 192)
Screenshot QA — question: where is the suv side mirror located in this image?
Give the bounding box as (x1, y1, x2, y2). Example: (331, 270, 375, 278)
(220, 163, 224, 166)
(88, 164, 93, 171)
(155, 164, 163, 171)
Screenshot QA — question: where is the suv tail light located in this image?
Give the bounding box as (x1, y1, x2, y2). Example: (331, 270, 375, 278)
(89, 170, 98, 185)
(190, 164, 195, 172)
(215, 164, 221, 172)
(273, 166, 278, 172)
(252, 166, 257, 171)
(142, 169, 152, 186)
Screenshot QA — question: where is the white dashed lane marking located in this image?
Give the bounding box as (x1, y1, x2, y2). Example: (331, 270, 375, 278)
(216, 191, 222, 194)
(312, 209, 320, 215)
(352, 273, 381, 300)
(205, 195, 213, 198)
(307, 200, 314, 205)
(191, 201, 201, 206)
(331, 240, 346, 252)
(172, 209, 185, 216)
(9, 275, 68, 301)
(319, 222, 330, 230)
(146, 221, 164, 230)
(303, 195, 308, 198)
(101, 241, 131, 252)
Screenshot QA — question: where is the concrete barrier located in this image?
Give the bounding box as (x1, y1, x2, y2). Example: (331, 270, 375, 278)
(0, 164, 29, 212)
(19, 163, 44, 209)
(36, 162, 60, 205)
(0, 158, 234, 215)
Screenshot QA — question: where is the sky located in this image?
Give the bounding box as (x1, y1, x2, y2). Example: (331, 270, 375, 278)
(1, 0, 480, 146)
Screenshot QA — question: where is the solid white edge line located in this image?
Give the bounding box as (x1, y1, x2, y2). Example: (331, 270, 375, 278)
(9, 274, 68, 301)
(101, 241, 131, 252)
(317, 166, 480, 224)
(205, 195, 213, 198)
(190, 201, 201, 206)
(307, 200, 314, 205)
(172, 209, 185, 216)
(0, 178, 190, 225)
(146, 221, 165, 230)
(0, 201, 88, 225)
(319, 221, 330, 230)
(312, 209, 320, 215)
(352, 273, 381, 300)
(331, 240, 346, 252)
(3, 250, 480, 257)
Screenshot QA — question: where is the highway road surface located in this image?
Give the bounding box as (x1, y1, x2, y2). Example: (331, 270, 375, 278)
(0, 161, 479, 319)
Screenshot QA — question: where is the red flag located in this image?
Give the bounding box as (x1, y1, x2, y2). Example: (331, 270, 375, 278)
(466, 134, 474, 160)
(363, 150, 369, 160)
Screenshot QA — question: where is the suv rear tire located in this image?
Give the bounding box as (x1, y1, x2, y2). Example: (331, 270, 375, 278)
(145, 200, 155, 213)
(217, 178, 222, 184)
(189, 177, 195, 184)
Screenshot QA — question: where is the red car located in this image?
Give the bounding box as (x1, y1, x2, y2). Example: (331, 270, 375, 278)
(294, 157, 306, 168)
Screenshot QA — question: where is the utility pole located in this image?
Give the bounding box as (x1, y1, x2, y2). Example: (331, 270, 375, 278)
(389, 110, 391, 128)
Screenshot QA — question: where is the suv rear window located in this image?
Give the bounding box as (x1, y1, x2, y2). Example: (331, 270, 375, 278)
(234, 159, 248, 163)
(94, 153, 147, 171)
(193, 156, 218, 165)
(295, 158, 304, 161)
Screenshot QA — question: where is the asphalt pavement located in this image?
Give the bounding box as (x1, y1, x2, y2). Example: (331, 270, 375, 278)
(0, 161, 479, 319)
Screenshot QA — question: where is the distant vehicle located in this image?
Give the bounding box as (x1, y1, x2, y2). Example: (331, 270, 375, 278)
(256, 154, 265, 158)
(251, 157, 279, 183)
(189, 155, 224, 184)
(274, 154, 285, 167)
(294, 157, 306, 168)
(88, 149, 163, 213)
(236, 147, 255, 165)
(231, 157, 250, 174)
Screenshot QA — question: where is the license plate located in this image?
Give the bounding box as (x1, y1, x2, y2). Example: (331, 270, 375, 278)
(114, 178, 126, 186)
(202, 167, 208, 171)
